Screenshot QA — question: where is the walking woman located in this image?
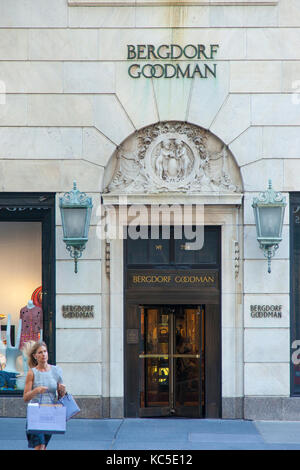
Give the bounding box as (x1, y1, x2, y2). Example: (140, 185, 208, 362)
(23, 341, 66, 450)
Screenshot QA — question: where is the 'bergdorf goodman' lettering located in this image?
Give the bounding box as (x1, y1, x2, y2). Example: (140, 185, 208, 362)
(127, 44, 219, 79)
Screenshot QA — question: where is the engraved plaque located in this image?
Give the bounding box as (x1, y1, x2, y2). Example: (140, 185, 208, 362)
(127, 329, 139, 344)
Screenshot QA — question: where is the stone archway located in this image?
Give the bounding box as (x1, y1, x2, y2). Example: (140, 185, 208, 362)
(101, 121, 244, 419)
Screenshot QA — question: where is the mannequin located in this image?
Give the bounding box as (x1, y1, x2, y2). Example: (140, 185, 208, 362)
(19, 301, 43, 350)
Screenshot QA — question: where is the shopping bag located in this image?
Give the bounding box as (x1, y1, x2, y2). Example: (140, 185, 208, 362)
(58, 393, 80, 420)
(27, 395, 66, 435)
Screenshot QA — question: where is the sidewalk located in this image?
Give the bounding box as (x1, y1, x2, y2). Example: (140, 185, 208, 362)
(1, 417, 300, 450)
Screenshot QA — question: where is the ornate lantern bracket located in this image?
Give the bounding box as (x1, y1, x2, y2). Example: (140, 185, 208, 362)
(252, 180, 286, 273)
(59, 181, 93, 273)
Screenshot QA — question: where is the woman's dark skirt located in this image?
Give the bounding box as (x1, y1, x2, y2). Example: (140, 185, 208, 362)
(26, 430, 52, 449)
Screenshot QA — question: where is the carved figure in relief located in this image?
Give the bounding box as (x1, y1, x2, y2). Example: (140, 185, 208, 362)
(176, 139, 190, 179)
(155, 141, 175, 180)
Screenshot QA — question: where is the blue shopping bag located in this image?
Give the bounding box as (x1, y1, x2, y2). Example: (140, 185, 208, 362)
(58, 393, 80, 420)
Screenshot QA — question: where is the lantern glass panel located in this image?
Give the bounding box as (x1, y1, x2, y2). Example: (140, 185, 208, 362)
(62, 207, 87, 239)
(259, 206, 283, 239)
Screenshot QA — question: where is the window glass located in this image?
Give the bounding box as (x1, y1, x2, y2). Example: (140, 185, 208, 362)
(0, 222, 42, 393)
(126, 226, 219, 266)
(174, 229, 219, 265)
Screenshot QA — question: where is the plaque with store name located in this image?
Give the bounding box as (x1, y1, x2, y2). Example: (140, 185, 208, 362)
(127, 269, 218, 290)
(127, 329, 139, 344)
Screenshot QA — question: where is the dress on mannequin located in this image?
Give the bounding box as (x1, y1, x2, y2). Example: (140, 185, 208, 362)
(19, 301, 43, 350)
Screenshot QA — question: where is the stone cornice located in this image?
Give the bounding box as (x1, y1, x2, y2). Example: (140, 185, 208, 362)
(102, 193, 243, 206)
(68, 0, 277, 6)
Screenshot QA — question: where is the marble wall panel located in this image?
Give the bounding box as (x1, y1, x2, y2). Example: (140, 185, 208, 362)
(229, 127, 263, 167)
(0, 30, 28, 60)
(0, 95, 27, 126)
(221, 293, 240, 328)
(64, 62, 115, 94)
(222, 327, 244, 397)
(244, 259, 289, 294)
(251, 94, 300, 126)
(0, 0, 68, 27)
(284, 159, 300, 191)
(135, 6, 210, 28)
(115, 62, 158, 130)
(28, 94, 94, 127)
(210, 94, 251, 144)
(0, 62, 63, 93)
(282, 62, 300, 93)
(60, 160, 104, 192)
(1, 160, 62, 192)
(244, 328, 290, 362)
(171, 28, 246, 60)
(152, 66, 193, 122)
(279, 0, 300, 26)
(240, 159, 283, 192)
(58, 362, 101, 396)
(83, 128, 116, 168)
(246, 28, 300, 60)
(56, 328, 101, 362)
(110, 361, 124, 398)
(93, 95, 135, 145)
(29, 29, 98, 60)
(69, 5, 135, 27)
(244, 363, 290, 396)
(262, 127, 300, 158)
(230, 61, 281, 93)
(0, 127, 82, 159)
(188, 61, 229, 129)
(209, 5, 278, 27)
(56, 260, 101, 294)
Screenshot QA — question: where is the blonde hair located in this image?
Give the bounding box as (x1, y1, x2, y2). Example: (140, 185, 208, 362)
(22, 341, 47, 369)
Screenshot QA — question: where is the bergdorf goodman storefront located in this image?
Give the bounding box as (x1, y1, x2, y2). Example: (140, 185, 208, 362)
(0, 0, 300, 420)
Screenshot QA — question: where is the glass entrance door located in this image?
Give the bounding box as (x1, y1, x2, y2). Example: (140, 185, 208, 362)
(139, 305, 205, 418)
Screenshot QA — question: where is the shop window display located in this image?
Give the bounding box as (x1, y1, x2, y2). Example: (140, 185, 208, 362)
(0, 222, 42, 392)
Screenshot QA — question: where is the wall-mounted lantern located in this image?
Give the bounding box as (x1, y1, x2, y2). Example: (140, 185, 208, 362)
(252, 180, 286, 273)
(59, 181, 93, 273)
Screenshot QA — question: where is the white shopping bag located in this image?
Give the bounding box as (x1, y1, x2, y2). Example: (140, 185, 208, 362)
(27, 402, 66, 435)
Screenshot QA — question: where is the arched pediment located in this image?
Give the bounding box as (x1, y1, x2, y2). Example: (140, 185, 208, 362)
(103, 121, 243, 204)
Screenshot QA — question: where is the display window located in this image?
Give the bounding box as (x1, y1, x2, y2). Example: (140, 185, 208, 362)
(0, 194, 55, 395)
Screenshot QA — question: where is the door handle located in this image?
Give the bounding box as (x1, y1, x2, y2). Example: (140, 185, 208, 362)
(139, 354, 201, 359)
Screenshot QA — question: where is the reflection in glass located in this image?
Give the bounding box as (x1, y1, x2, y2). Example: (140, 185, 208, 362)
(0, 222, 42, 393)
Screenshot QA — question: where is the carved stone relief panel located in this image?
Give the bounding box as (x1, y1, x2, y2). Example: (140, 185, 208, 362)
(103, 122, 242, 195)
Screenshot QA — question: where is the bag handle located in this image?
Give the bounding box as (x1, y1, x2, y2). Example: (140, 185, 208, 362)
(38, 391, 56, 405)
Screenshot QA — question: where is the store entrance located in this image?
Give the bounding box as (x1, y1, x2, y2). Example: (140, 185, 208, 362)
(139, 305, 204, 418)
(124, 226, 221, 418)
